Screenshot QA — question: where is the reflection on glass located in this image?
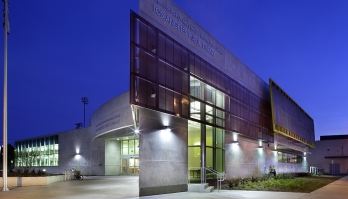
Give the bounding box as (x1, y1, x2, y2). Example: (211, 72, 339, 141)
(206, 125, 213, 147)
(206, 147, 213, 168)
(188, 121, 201, 146)
(216, 128, 224, 148)
(190, 100, 201, 120)
(129, 140, 135, 154)
(15, 135, 59, 166)
(188, 147, 201, 168)
(216, 149, 224, 172)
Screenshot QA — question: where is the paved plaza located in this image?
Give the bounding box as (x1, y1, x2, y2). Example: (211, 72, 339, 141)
(0, 175, 347, 199)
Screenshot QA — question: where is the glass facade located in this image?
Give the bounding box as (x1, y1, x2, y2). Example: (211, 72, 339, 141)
(130, 11, 273, 142)
(277, 152, 303, 164)
(188, 121, 225, 177)
(15, 135, 59, 167)
(121, 138, 139, 155)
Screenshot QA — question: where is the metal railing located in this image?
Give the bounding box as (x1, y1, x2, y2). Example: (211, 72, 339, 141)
(188, 167, 226, 191)
(64, 168, 84, 181)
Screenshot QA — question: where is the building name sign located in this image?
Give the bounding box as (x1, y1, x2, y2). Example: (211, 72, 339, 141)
(95, 113, 121, 133)
(153, 0, 224, 56)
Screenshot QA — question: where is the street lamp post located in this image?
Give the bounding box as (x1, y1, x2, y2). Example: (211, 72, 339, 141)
(81, 97, 88, 127)
(2, 0, 10, 192)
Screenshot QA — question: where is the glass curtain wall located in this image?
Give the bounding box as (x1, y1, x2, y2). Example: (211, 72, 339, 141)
(120, 136, 139, 175)
(121, 138, 139, 155)
(188, 121, 225, 180)
(130, 11, 273, 180)
(277, 152, 303, 163)
(130, 11, 273, 143)
(15, 135, 59, 167)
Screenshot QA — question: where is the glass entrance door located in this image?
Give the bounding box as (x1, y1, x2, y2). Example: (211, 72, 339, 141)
(121, 158, 139, 175)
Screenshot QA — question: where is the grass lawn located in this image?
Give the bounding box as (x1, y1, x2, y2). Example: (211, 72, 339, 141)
(224, 175, 342, 193)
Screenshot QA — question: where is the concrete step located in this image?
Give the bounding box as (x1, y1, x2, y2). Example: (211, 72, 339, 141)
(188, 183, 214, 193)
(202, 186, 214, 193)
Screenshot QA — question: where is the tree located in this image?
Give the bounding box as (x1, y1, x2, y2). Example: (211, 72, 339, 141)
(15, 148, 40, 172)
(0, 144, 15, 170)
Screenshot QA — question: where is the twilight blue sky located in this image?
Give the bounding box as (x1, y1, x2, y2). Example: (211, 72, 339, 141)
(1, 0, 348, 144)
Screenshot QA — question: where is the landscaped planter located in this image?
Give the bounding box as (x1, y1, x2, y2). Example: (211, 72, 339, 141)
(0, 175, 64, 187)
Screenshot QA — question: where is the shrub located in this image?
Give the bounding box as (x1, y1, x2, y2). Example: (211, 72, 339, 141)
(37, 169, 46, 176)
(273, 173, 294, 180)
(227, 177, 242, 188)
(294, 172, 312, 177)
(23, 168, 30, 174)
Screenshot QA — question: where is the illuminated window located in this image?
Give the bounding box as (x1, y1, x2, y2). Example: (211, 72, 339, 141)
(121, 138, 139, 156)
(15, 135, 59, 167)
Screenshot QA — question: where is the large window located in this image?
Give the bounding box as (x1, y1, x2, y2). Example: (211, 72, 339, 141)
(206, 125, 225, 173)
(188, 121, 201, 169)
(15, 135, 59, 167)
(188, 121, 225, 176)
(121, 138, 139, 155)
(277, 152, 303, 164)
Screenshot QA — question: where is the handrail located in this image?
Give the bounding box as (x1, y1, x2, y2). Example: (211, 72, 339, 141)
(188, 167, 226, 191)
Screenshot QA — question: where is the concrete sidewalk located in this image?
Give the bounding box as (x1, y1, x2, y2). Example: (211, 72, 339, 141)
(0, 175, 346, 199)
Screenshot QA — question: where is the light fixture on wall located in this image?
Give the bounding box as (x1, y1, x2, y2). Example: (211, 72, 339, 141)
(232, 132, 238, 142)
(134, 129, 139, 134)
(232, 140, 239, 145)
(160, 126, 171, 141)
(163, 126, 171, 132)
(258, 140, 263, 149)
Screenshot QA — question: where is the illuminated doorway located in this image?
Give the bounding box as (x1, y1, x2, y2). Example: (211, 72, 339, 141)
(188, 120, 225, 181)
(121, 157, 139, 175)
(119, 136, 139, 175)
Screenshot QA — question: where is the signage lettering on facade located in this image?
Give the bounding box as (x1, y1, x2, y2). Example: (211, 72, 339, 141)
(153, 0, 224, 56)
(95, 113, 121, 133)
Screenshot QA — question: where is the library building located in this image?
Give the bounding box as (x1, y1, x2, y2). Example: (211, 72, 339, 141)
(15, 0, 315, 196)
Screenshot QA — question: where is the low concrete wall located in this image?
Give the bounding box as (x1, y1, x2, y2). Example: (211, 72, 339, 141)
(0, 175, 65, 187)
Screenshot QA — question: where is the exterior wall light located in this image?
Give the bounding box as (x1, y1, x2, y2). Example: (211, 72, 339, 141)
(232, 141, 239, 145)
(160, 127, 171, 141)
(135, 129, 140, 134)
(233, 132, 238, 142)
(258, 140, 263, 149)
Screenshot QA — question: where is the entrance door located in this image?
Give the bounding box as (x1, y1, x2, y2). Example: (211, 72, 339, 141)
(121, 158, 139, 175)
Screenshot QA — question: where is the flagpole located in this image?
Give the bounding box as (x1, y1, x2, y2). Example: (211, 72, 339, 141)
(2, 0, 9, 191)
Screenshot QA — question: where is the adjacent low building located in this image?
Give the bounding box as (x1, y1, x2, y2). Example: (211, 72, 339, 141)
(308, 135, 348, 175)
(15, 0, 315, 196)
